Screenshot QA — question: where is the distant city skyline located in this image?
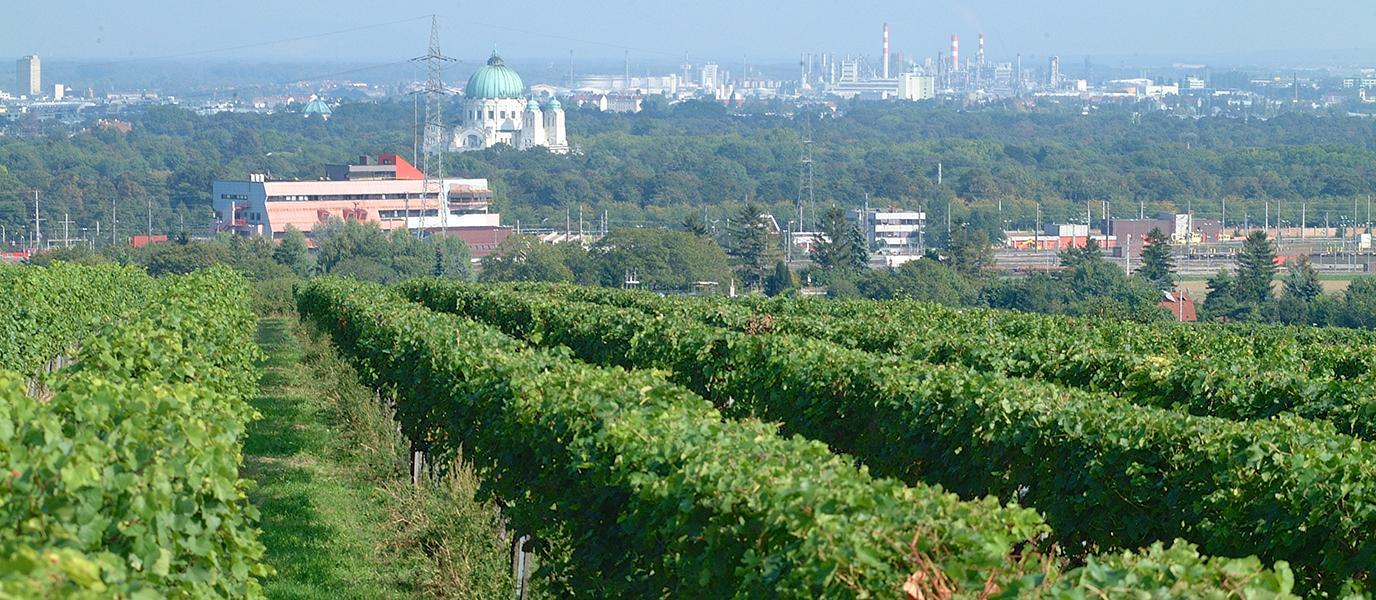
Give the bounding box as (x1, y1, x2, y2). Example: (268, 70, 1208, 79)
(3, 1, 1376, 68)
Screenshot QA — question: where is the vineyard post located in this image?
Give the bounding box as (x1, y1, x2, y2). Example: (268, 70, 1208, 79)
(511, 534, 533, 599)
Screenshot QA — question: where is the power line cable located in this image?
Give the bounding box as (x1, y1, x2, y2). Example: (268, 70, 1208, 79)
(85, 15, 432, 65)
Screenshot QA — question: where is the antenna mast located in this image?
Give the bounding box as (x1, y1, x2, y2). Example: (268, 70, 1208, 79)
(414, 15, 455, 237)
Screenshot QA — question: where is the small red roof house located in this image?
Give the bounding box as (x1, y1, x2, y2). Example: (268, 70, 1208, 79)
(1160, 290, 1197, 322)
(130, 235, 169, 249)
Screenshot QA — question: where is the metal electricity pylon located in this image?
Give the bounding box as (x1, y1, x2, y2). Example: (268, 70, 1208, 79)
(413, 15, 455, 236)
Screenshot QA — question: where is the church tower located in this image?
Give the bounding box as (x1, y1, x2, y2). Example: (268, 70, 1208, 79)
(544, 98, 568, 153)
(519, 98, 547, 150)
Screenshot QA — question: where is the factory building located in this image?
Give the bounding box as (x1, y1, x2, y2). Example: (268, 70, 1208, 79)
(899, 74, 935, 101)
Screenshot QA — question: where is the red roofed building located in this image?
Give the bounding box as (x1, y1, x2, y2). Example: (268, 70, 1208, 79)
(130, 235, 169, 249)
(1160, 290, 1197, 322)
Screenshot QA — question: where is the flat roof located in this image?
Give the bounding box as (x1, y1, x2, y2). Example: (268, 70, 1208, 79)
(218, 178, 490, 195)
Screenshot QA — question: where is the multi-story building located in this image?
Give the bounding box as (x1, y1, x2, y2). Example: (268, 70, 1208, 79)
(838, 60, 861, 83)
(212, 154, 510, 256)
(849, 207, 925, 266)
(699, 63, 719, 90)
(15, 55, 40, 97)
(1342, 77, 1376, 89)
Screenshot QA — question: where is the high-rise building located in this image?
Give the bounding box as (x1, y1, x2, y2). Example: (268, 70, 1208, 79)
(16, 55, 40, 97)
(1048, 56, 1060, 88)
(700, 63, 719, 90)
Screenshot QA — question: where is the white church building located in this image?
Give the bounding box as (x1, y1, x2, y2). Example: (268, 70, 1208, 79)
(452, 52, 568, 153)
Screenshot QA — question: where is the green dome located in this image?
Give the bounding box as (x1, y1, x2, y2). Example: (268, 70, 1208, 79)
(464, 52, 525, 99)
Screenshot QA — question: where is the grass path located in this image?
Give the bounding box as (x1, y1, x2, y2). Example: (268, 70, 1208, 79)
(242, 317, 425, 599)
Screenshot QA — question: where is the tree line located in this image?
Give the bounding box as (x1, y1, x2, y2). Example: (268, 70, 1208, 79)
(7, 99, 1376, 249)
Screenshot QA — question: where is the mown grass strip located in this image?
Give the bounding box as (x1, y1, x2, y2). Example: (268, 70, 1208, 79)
(245, 317, 511, 600)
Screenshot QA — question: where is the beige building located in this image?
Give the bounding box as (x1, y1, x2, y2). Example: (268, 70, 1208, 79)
(899, 74, 935, 101)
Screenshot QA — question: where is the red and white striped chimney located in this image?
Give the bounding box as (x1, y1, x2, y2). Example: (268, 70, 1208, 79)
(978, 33, 985, 66)
(951, 33, 959, 71)
(882, 23, 890, 79)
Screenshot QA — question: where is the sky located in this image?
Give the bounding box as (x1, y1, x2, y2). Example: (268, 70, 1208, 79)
(5, 0, 1376, 68)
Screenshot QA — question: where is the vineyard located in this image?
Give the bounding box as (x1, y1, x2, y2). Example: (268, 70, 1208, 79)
(0, 264, 267, 597)
(6, 264, 1375, 597)
(298, 276, 1346, 599)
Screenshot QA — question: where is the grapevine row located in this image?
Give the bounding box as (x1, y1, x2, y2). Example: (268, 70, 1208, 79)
(0, 266, 269, 598)
(402, 279, 1373, 595)
(301, 277, 1297, 598)
(535, 284, 1376, 438)
(0, 262, 157, 374)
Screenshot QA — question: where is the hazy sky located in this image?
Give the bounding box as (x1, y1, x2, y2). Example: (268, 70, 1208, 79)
(5, 1, 1375, 66)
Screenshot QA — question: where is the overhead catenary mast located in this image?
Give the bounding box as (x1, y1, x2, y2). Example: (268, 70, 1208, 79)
(796, 113, 816, 232)
(32, 191, 41, 250)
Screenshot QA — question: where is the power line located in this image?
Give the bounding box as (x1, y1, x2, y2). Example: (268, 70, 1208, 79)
(85, 16, 432, 66)
(439, 16, 686, 60)
(169, 59, 416, 100)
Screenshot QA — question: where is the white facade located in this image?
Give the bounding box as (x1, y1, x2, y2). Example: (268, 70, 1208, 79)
(849, 208, 926, 254)
(452, 96, 568, 154)
(839, 60, 861, 83)
(450, 53, 568, 154)
(1046, 224, 1089, 237)
(898, 74, 935, 101)
(700, 63, 719, 89)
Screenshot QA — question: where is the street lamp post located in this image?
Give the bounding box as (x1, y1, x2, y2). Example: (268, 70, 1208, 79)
(787, 220, 794, 262)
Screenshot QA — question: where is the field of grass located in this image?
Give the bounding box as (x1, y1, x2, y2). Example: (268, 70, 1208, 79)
(1176, 274, 1358, 299)
(243, 318, 513, 599)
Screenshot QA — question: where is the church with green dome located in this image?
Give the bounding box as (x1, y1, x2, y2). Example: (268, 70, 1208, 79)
(452, 52, 568, 153)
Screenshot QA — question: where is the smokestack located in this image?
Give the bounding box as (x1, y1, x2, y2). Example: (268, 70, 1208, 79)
(978, 33, 985, 66)
(951, 34, 959, 71)
(882, 23, 890, 79)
